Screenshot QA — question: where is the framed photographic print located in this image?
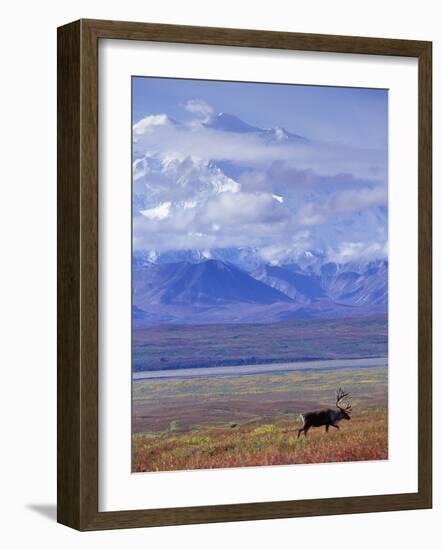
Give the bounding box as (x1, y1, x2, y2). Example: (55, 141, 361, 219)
(57, 19, 432, 530)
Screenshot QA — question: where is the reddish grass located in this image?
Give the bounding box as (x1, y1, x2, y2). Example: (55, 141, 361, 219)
(133, 408, 388, 472)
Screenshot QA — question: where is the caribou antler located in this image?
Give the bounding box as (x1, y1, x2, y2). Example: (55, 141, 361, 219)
(336, 387, 352, 412)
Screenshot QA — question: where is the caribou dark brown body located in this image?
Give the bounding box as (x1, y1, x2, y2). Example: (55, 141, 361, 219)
(297, 388, 352, 438)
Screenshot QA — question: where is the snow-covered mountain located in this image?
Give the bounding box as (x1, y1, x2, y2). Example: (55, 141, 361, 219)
(204, 112, 261, 134)
(133, 111, 310, 220)
(133, 155, 240, 214)
(131, 108, 387, 325)
(132, 110, 387, 261)
(203, 112, 307, 142)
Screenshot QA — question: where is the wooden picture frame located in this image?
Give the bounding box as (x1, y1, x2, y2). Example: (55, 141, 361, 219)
(57, 18, 432, 530)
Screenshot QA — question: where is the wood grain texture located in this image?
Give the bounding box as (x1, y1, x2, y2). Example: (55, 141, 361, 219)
(417, 41, 432, 506)
(83, 18, 429, 56)
(57, 20, 81, 528)
(57, 19, 432, 531)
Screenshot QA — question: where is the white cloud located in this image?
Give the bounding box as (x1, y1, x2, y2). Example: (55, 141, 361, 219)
(182, 200, 197, 210)
(133, 114, 171, 135)
(258, 231, 316, 265)
(184, 99, 214, 121)
(201, 192, 289, 226)
(132, 190, 292, 252)
(140, 201, 171, 220)
(297, 186, 387, 226)
(133, 116, 386, 181)
(327, 241, 388, 263)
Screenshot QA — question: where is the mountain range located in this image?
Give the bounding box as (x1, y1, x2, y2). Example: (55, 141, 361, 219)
(132, 252, 387, 326)
(132, 109, 387, 326)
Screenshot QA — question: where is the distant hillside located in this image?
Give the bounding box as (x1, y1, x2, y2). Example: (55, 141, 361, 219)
(253, 264, 326, 302)
(132, 257, 387, 326)
(133, 259, 292, 309)
(132, 315, 388, 372)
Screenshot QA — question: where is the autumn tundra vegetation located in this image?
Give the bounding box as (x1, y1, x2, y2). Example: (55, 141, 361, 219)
(132, 365, 388, 472)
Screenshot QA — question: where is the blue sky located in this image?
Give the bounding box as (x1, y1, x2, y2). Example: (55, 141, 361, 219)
(132, 77, 388, 264)
(132, 77, 388, 150)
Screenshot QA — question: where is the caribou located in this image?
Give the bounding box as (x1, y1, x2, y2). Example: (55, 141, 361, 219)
(297, 388, 352, 438)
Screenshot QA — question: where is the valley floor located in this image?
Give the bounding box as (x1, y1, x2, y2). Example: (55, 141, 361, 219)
(132, 362, 388, 472)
